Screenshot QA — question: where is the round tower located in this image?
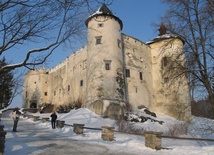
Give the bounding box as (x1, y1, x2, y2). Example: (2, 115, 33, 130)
(147, 24, 191, 121)
(85, 4, 125, 118)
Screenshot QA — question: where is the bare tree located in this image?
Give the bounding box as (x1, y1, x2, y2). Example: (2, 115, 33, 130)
(0, 0, 113, 72)
(0, 0, 115, 108)
(159, 0, 214, 117)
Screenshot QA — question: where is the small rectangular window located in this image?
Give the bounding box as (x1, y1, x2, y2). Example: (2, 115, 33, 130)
(139, 72, 143, 80)
(68, 85, 70, 91)
(54, 91, 56, 96)
(163, 57, 168, 66)
(164, 77, 169, 83)
(104, 60, 112, 70)
(118, 39, 121, 48)
(95, 36, 102, 44)
(44, 92, 47, 96)
(98, 23, 104, 27)
(80, 80, 83, 86)
(105, 63, 110, 70)
(126, 69, 130, 77)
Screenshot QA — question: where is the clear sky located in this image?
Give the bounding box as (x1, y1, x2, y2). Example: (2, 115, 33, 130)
(7, 0, 168, 108)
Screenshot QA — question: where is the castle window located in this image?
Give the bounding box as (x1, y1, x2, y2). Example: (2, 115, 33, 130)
(26, 91, 28, 97)
(98, 23, 104, 27)
(104, 60, 112, 70)
(54, 91, 56, 96)
(126, 69, 130, 77)
(139, 72, 143, 80)
(164, 77, 169, 83)
(80, 80, 83, 86)
(105, 63, 110, 70)
(118, 39, 121, 48)
(95, 36, 102, 44)
(44, 92, 47, 96)
(162, 57, 168, 69)
(34, 82, 36, 84)
(68, 85, 70, 91)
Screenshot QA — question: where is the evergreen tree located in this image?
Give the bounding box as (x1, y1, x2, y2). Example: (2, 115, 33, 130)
(0, 57, 14, 109)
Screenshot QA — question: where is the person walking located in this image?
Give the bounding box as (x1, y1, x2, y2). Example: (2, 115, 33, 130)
(50, 111, 57, 129)
(12, 107, 21, 132)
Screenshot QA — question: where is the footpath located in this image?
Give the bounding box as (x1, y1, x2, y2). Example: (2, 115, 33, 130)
(1, 110, 114, 155)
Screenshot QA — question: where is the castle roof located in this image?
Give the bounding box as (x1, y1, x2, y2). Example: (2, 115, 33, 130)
(98, 4, 113, 14)
(85, 4, 123, 30)
(147, 23, 185, 45)
(146, 33, 185, 45)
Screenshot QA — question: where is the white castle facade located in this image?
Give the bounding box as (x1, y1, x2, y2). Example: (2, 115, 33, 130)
(23, 5, 191, 120)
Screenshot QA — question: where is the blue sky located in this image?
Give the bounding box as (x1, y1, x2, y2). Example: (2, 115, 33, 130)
(111, 0, 168, 42)
(7, 0, 168, 108)
(47, 0, 168, 69)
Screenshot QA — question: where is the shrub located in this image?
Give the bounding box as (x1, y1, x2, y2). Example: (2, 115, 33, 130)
(117, 119, 146, 134)
(165, 122, 189, 136)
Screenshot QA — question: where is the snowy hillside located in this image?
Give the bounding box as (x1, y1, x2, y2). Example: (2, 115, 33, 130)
(1, 108, 214, 154)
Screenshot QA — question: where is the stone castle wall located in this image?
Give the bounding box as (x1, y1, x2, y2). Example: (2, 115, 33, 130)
(23, 5, 191, 121)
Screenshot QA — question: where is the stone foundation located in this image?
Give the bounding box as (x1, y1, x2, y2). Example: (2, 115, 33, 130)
(89, 99, 125, 120)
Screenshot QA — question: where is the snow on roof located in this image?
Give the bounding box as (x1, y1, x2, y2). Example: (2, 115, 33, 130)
(91, 4, 113, 16)
(85, 4, 123, 29)
(146, 33, 184, 44)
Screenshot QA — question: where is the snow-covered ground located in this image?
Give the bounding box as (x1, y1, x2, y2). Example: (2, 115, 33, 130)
(1, 108, 214, 155)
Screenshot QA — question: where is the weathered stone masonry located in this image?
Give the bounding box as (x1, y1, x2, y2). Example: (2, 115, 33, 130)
(23, 4, 191, 121)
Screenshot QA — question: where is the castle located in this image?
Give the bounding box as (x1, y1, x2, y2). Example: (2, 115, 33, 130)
(23, 4, 191, 120)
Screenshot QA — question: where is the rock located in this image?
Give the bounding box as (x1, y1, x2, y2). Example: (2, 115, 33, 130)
(144, 109, 157, 117)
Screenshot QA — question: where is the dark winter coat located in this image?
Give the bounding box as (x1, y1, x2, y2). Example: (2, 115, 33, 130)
(50, 113, 57, 121)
